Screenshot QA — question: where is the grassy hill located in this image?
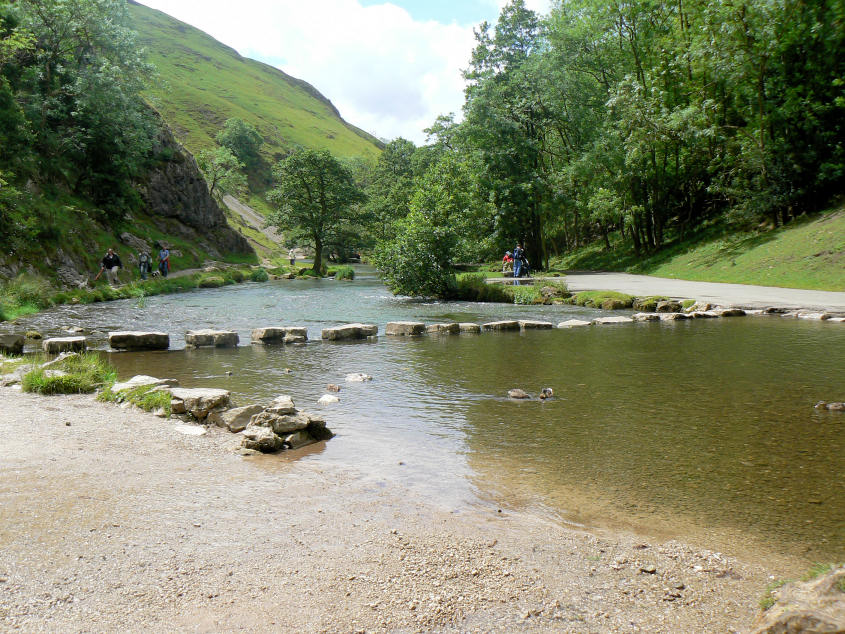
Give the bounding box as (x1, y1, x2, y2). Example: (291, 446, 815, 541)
(128, 1, 383, 165)
(554, 205, 845, 292)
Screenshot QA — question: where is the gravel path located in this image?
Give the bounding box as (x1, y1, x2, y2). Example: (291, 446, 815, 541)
(0, 388, 781, 632)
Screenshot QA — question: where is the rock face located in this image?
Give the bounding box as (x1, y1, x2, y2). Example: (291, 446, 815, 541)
(250, 327, 308, 345)
(519, 320, 554, 330)
(321, 323, 378, 340)
(241, 395, 334, 453)
(0, 334, 25, 355)
(109, 331, 170, 351)
(385, 322, 426, 336)
(558, 319, 592, 328)
(426, 323, 460, 334)
(42, 337, 87, 354)
(168, 387, 230, 421)
(185, 330, 239, 348)
(458, 323, 481, 333)
(481, 320, 521, 332)
(749, 565, 845, 634)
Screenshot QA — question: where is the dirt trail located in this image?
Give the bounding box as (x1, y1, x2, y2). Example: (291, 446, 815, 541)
(0, 387, 783, 632)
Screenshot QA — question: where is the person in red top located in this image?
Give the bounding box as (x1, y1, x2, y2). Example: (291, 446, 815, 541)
(502, 251, 514, 275)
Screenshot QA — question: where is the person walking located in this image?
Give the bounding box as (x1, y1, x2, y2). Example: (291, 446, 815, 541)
(138, 251, 152, 280)
(157, 245, 170, 278)
(513, 244, 525, 278)
(288, 247, 296, 267)
(502, 251, 513, 275)
(98, 248, 122, 286)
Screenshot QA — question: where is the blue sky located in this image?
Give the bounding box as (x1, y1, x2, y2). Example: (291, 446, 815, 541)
(138, 1, 551, 143)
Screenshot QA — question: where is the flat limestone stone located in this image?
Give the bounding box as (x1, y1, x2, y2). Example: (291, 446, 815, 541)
(321, 323, 378, 340)
(632, 313, 660, 322)
(385, 321, 426, 336)
(659, 312, 689, 321)
(42, 336, 87, 354)
(426, 323, 460, 334)
(557, 320, 592, 328)
(592, 316, 633, 325)
(173, 424, 207, 436)
(112, 375, 179, 393)
(481, 320, 520, 331)
(109, 331, 169, 350)
(218, 404, 265, 432)
(458, 323, 481, 333)
(185, 330, 239, 348)
(715, 308, 746, 317)
(519, 320, 554, 330)
(168, 387, 230, 420)
(251, 327, 308, 344)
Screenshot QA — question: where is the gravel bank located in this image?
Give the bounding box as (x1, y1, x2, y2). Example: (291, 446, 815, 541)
(1, 388, 775, 632)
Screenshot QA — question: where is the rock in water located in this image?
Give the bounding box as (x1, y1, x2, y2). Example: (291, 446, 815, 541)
(345, 373, 373, 382)
(42, 336, 87, 354)
(167, 387, 230, 421)
(327, 384, 341, 392)
(481, 320, 520, 332)
(0, 334, 25, 355)
(185, 330, 239, 348)
(385, 321, 426, 336)
(508, 389, 530, 399)
(109, 331, 170, 351)
(317, 394, 340, 405)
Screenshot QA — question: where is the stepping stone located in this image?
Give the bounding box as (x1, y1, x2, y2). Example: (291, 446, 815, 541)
(385, 321, 426, 336)
(42, 336, 87, 354)
(185, 330, 239, 348)
(109, 331, 169, 350)
(321, 324, 377, 340)
(592, 316, 633, 325)
(481, 320, 520, 331)
(458, 323, 481, 333)
(519, 320, 554, 330)
(251, 327, 308, 344)
(632, 313, 660, 322)
(426, 323, 460, 334)
(557, 319, 592, 328)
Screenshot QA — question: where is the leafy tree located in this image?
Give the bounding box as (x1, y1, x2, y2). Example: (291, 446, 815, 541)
(362, 137, 417, 241)
(267, 149, 364, 273)
(216, 118, 263, 168)
(197, 147, 247, 197)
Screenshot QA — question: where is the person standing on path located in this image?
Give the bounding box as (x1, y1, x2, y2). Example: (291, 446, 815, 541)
(513, 244, 525, 278)
(289, 248, 296, 267)
(157, 245, 170, 278)
(138, 251, 152, 280)
(98, 248, 122, 286)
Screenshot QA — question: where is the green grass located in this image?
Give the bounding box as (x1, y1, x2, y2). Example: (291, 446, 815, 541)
(452, 273, 514, 303)
(98, 383, 172, 416)
(566, 290, 635, 308)
(129, 3, 382, 166)
(249, 267, 269, 282)
(553, 205, 845, 291)
(21, 353, 116, 395)
(0, 354, 31, 374)
(328, 265, 354, 281)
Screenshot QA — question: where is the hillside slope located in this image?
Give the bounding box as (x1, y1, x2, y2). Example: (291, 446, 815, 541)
(128, 1, 383, 164)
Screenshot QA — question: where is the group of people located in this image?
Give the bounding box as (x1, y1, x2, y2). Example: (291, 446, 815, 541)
(502, 243, 531, 278)
(97, 245, 171, 286)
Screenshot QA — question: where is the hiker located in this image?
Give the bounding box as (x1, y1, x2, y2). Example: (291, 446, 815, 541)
(289, 247, 296, 267)
(138, 251, 152, 280)
(502, 251, 513, 275)
(157, 245, 170, 278)
(513, 244, 525, 278)
(98, 248, 122, 286)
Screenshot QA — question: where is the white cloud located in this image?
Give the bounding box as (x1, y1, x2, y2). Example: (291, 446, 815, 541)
(139, 0, 482, 144)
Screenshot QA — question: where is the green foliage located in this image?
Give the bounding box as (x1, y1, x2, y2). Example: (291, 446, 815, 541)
(99, 383, 171, 416)
(569, 291, 635, 308)
(249, 267, 269, 282)
(511, 286, 541, 305)
(22, 353, 116, 395)
(215, 118, 263, 168)
(198, 275, 226, 288)
(268, 148, 365, 273)
(329, 265, 354, 281)
(452, 274, 513, 303)
(197, 146, 247, 197)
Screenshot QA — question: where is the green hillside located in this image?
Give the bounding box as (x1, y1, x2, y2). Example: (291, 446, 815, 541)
(128, 1, 382, 164)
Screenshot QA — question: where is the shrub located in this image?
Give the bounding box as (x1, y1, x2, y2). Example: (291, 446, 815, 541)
(249, 267, 269, 282)
(452, 274, 513, 303)
(22, 353, 116, 395)
(331, 265, 354, 281)
(512, 286, 541, 305)
(198, 275, 226, 288)
(228, 269, 246, 283)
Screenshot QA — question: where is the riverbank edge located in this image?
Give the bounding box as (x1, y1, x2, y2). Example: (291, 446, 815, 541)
(0, 385, 787, 632)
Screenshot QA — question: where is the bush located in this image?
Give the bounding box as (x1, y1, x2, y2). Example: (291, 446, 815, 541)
(512, 286, 541, 305)
(331, 265, 354, 281)
(452, 273, 513, 303)
(249, 267, 269, 282)
(198, 275, 226, 288)
(228, 268, 246, 283)
(22, 353, 116, 395)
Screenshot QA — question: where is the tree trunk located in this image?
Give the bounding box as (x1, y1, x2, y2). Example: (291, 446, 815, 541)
(312, 234, 323, 273)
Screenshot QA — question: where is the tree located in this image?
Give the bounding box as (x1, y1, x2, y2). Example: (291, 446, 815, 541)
(267, 149, 364, 273)
(216, 118, 263, 168)
(197, 147, 246, 197)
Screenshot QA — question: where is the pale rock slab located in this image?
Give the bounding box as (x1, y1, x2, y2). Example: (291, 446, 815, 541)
(185, 330, 239, 348)
(109, 331, 170, 351)
(385, 321, 426, 336)
(557, 319, 592, 328)
(592, 316, 633, 325)
(481, 320, 520, 331)
(42, 336, 87, 354)
(519, 320, 554, 330)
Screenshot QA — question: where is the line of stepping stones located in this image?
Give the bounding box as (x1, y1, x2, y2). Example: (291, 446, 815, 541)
(2, 303, 843, 355)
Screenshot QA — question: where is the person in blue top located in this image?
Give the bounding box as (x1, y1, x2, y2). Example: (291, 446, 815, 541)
(513, 243, 525, 278)
(157, 246, 170, 278)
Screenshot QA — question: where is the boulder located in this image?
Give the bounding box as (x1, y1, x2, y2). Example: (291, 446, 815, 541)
(385, 321, 426, 336)
(25, 331, 42, 339)
(62, 326, 85, 334)
(281, 431, 315, 450)
(0, 334, 25, 355)
(828, 317, 845, 323)
(686, 301, 713, 313)
(656, 300, 683, 313)
(592, 316, 633, 325)
(250, 327, 308, 345)
(268, 395, 296, 414)
(249, 409, 311, 435)
(426, 323, 460, 334)
(109, 331, 170, 351)
(632, 313, 660, 322)
(749, 565, 845, 634)
(519, 320, 554, 330)
(241, 425, 284, 453)
(815, 401, 845, 411)
(185, 329, 239, 348)
(659, 312, 690, 321)
(690, 311, 719, 319)
(557, 319, 592, 328)
(112, 375, 179, 393)
(317, 394, 340, 405)
(716, 308, 746, 317)
(321, 323, 378, 341)
(305, 415, 334, 441)
(42, 336, 87, 354)
(345, 373, 373, 382)
(508, 389, 530, 399)
(327, 384, 341, 392)
(216, 404, 264, 432)
(601, 298, 629, 310)
(481, 320, 520, 332)
(797, 312, 831, 321)
(167, 387, 230, 421)
(458, 323, 481, 333)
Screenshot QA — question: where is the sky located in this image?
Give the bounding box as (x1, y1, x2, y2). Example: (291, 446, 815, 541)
(136, 0, 552, 144)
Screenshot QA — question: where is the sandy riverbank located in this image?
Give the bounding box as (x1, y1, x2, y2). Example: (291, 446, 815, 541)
(1, 388, 781, 632)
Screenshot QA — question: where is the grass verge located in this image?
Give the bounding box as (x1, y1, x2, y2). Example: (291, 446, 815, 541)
(21, 353, 116, 395)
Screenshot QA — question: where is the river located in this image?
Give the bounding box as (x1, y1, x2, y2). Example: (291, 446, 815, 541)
(12, 269, 845, 566)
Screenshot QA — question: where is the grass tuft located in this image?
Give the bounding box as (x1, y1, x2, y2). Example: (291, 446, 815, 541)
(21, 353, 116, 395)
(99, 383, 172, 416)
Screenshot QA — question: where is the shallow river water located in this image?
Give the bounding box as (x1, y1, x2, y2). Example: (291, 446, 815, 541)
(12, 270, 845, 565)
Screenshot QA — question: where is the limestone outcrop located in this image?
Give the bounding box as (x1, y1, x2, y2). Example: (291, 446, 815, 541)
(109, 331, 170, 351)
(185, 329, 239, 348)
